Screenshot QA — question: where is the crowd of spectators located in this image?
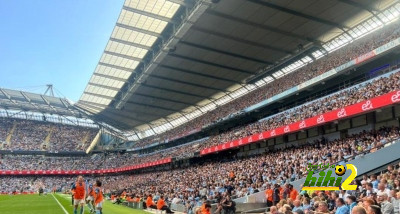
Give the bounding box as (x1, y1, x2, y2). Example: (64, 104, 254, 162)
(6, 127, 390, 200)
(49, 124, 97, 152)
(131, 18, 400, 150)
(0, 119, 98, 151)
(0, 176, 74, 193)
(0, 138, 207, 171)
(264, 162, 400, 214)
(0, 68, 399, 172)
(97, 127, 399, 206)
(0, 67, 398, 177)
(1, 127, 399, 214)
(197, 70, 400, 151)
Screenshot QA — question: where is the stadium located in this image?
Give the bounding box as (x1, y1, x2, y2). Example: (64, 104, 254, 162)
(1, 0, 400, 213)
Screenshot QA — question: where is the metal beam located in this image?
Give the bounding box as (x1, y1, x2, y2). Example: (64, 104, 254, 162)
(140, 83, 210, 99)
(40, 95, 50, 105)
(59, 98, 70, 109)
(162, 117, 175, 127)
(103, 51, 143, 62)
(149, 74, 227, 92)
(126, 100, 179, 112)
(179, 40, 273, 64)
(116, 23, 162, 38)
(0, 88, 16, 104)
(178, 111, 191, 120)
(192, 26, 292, 54)
(92, 73, 128, 82)
(248, 0, 349, 30)
(0, 89, 11, 99)
(20, 91, 31, 103)
(98, 62, 134, 73)
(134, 92, 199, 106)
(147, 124, 158, 135)
(88, 83, 121, 91)
(169, 53, 255, 75)
(160, 64, 241, 84)
(206, 10, 321, 44)
(122, 6, 177, 24)
(109, 38, 152, 50)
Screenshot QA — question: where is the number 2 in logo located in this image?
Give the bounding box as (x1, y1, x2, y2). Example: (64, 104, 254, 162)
(341, 164, 357, 190)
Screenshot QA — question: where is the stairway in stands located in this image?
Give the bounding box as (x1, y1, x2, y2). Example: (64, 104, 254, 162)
(77, 131, 90, 150)
(5, 121, 17, 147)
(41, 127, 53, 150)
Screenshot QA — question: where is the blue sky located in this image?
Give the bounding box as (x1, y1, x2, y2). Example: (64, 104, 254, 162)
(0, 0, 124, 102)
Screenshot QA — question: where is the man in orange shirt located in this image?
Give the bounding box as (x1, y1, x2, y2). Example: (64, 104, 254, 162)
(86, 183, 95, 213)
(201, 200, 211, 214)
(265, 184, 273, 207)
(146, 194, 157, 209)
(289, 184, 298, 201)
(94, 180, 104, 214)
(229, 171, 235, 181)
(72, 176, 86, 214)
(157, 195, 174, 213)
(126, 195, 134, 202)
(279, 185, 285, 200)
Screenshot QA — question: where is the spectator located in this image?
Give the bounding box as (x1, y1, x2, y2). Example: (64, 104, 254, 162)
(352, 206, 367, 214)
(377, 184, 391, 196)
(146, 194, 156, 209)
(157, 195, 174, 214)
(318, 201, 330, 214)
(336, 198, 350, 214)
(378, 193, 394, 214)
(368, 205, 382, 214)
(293, 200, 303, 212)
(346, 195, 357, 212)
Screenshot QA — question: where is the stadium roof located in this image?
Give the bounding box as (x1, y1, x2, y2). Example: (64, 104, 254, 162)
(0, 88, 104, 130)
(77, 0, 397, 135)
(0, 88, 81, 117)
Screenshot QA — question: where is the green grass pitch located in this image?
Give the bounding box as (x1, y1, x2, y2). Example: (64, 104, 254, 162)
(0, 194, 149, 214)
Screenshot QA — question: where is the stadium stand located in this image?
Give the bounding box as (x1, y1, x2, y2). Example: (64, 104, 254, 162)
(197, 70, 400, 151)
(0, 68, 399, 173)
(3, 1, 400, 214)
(0, 118, 98, 152)
(0, 126, 398, 192)
(129, 17, 400, 150)
(1, 143, 399, 213)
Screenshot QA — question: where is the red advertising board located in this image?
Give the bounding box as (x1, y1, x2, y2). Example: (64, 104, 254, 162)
(200, 90, 400, 155)
(0, 158, 172, 176)
(355, 51, 376, 64)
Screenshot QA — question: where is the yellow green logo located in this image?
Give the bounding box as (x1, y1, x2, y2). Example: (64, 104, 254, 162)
(302, 164, 357, 191)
